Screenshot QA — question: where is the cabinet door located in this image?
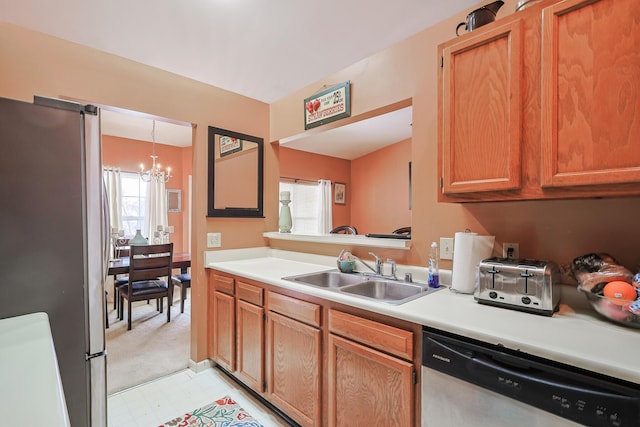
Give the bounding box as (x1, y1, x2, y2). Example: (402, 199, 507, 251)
(236, 299, 264, 393)
(328, 334, 414, 427)
(267, 311, 321, 427)
(541, 0, 640, 188)
(212, 290, 235, 372)
(441, 20, 523, 194)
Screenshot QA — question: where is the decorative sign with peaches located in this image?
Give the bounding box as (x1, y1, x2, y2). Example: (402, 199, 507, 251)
(304, 81, 351, 129)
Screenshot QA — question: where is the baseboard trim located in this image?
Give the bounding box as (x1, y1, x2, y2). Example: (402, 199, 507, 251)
(188, 358, 212, 373)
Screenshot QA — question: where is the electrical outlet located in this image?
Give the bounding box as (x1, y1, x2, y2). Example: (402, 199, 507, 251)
(503, 243, 519, 259)
(207, 232, 221, 248)
(440, 237, 454, 260)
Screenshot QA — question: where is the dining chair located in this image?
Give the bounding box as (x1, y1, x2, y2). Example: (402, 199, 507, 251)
(118, 243, 173, 330)
(392, 226, 411, 236)
(171, 272, 191, 314)
(330, 225, 358, 234)
(112, 238, 131, 310)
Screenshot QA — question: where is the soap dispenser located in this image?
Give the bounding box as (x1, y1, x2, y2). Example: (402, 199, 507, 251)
(429, 241, 440, 288)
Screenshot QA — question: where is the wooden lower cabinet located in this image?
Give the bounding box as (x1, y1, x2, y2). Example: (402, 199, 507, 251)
(208, 270, 419, 427)
(267, 312, 321, 426)
(236, 299, 264, 392)
(327, 309, 415, 427)
(267, 296, 322, 427)
(211, 290, 235, 372)
(328, 334, 414, 427)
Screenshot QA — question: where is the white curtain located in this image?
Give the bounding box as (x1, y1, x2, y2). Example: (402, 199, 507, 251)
(317, 179, 333, 234)
(103, 167, 122, 233)
(145, 174, 168, 243)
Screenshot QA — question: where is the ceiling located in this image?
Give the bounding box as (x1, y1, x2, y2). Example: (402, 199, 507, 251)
(280, 106, 413, 160)
(101, 108, 193, 147)
(2, 0, 480, 151)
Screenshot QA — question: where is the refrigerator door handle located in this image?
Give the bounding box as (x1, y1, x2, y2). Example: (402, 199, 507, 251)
(86, 350, 107, 361)
(102, 183, 111, 279)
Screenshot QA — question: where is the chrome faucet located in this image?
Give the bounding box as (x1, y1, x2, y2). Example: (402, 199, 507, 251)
(369, 252, 383, 275)
(354, 252, 398, 280)
(352, 252, 382, 275)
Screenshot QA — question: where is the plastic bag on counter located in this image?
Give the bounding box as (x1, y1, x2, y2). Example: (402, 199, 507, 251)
(569, 252, 634, 292)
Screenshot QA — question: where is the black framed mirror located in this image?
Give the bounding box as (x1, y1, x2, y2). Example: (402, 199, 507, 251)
(207, 126, 264, 218)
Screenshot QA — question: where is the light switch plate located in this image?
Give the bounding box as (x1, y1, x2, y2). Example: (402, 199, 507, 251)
(207, 232, 221, 248)
(440, 237, 454, 260)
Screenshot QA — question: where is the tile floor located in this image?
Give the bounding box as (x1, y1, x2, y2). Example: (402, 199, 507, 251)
(107, 367, 291, 427)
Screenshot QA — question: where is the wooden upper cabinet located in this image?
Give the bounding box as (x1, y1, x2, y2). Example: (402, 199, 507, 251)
(541, 0, 640, 188)
(441, 20, 523, 195)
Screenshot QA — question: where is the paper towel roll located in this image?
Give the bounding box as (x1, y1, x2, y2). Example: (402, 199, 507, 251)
(451, 231, 495, 294)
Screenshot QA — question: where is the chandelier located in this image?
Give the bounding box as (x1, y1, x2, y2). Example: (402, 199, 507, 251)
(139, 120, 172, 183)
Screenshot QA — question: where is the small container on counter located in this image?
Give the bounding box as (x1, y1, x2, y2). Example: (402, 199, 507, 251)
(429, 241, 440, 288)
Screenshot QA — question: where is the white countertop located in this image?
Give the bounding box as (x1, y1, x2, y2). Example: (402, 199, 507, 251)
(205, 248, 640, 385)
(0, 312, 71, 427)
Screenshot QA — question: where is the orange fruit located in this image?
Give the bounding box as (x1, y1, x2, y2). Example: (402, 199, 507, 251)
(603, 281, 637, 305)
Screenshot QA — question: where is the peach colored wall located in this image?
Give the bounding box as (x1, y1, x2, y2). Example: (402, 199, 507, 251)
(351, 139, 411, 235)
(215, 149, 259, 209)
(102, 135, 191, 253)
(280, 142, 411, 234)
(279, 147, 351, 227)
(0, 22, 273, 365)
(270, 0, 640, 272)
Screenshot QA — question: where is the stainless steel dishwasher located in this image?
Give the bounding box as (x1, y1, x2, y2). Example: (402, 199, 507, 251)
(422, 328, 640, 427)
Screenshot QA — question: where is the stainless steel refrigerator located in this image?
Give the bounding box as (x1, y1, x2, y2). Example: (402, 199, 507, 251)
(0, 96, 107, 427)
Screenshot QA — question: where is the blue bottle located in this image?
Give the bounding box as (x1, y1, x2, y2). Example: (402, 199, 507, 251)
(428, 241, 440, 288)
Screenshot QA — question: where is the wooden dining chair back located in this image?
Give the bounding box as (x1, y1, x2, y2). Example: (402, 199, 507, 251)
(113, 238, 131, 258)
(118, 243, 173, 330)
(392, 226, 411, 236)
(330, 225, 358, 235)
(112, 238, 131, 310)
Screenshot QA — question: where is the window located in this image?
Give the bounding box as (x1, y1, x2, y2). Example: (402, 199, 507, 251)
(279, 181, 319, 234)
(120, 172, 148, 236)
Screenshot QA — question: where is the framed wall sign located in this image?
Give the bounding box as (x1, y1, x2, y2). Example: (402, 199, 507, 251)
(167, 189, 182, 212)
(304, 81, 351, 130)
(219, 135, 242, 157)
(334, 182, 346, 205)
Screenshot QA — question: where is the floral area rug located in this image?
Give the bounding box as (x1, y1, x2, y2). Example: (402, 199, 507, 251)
(159, 396, 264, 427)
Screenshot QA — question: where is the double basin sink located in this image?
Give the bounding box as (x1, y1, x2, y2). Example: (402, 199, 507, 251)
(282, 270, 442, 305)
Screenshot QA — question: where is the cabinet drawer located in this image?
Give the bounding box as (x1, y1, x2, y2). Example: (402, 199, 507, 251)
(328, 309, 413, 361)
(212, 273, 235, 295)
(237, 281, 263, 306)
(267, 292, 321, 328)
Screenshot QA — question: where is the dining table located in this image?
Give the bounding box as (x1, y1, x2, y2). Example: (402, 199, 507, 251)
(108, 252, 191, 275)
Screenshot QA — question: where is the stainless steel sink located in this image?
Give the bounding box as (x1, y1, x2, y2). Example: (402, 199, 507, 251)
(282, 270, 442, 304)
(340, 280, 432, 304)
(282, 270, 366, 288)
